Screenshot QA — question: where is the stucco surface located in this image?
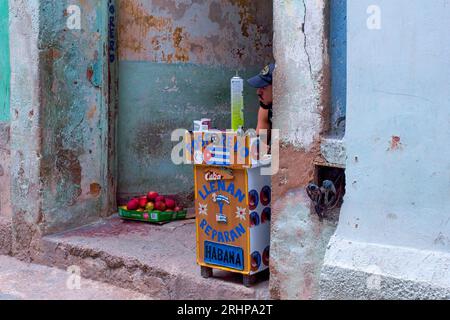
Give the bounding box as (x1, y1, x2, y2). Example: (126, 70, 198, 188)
(270, 0, 334, 299)
(9, 0, 42, 258)
(321, 0, 450, 299)
(117, 0, 273, 203)
(0, 123, 11, 222)
(0, 0, 9, 121)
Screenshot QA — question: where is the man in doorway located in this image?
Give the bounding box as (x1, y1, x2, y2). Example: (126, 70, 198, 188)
(247, 63, 275, 135)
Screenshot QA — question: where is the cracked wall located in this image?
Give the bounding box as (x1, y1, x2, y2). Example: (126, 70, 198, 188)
(0, 0, 11, 233)
(0, 124, 11, 222)
(117, 0, 273, 204)
(38, 1, 114, 234)
(8, 0, 115, 255)
(9, 0, 42, 258)
(270, 0, 333, 299)
(0, 0, 9, 122)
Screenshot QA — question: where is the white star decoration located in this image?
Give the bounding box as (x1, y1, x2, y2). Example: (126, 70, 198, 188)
(236, 207, 247, 221)
(199, 203, 208, 216)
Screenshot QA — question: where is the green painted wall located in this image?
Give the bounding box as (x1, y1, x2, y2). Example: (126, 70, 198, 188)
(118, 62, 261, 201)
(117, 0, 273, 205)
(0, 0, 10, 121)
(38, 1, 111, 234)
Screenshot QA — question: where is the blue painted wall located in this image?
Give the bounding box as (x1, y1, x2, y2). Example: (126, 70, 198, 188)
(330, 0, 347, 137)
(337, 0, 450, 251)
(38, 1, 111, 233)
(0, 0, 10, 122)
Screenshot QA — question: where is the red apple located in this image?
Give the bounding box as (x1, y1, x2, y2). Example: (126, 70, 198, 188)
(155, 195, 165, 203)
(126, 198, 140, 211)
(139, 196, 148, 208)
(147, 191, 159, 201)
(155, 201, 166, 211)
(165, 198, 176, 209)
(174, 206, 183, 212)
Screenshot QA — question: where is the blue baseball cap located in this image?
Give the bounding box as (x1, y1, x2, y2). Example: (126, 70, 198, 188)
(247, 63, 275, 88)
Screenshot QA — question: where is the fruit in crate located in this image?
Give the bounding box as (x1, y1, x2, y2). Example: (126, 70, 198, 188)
(155, 201, 166, 211)
(139, 196, 148, 208)
(145, 202, 155, 211)
(165, 198, 176, 209)
(147, 191, 159, 201)
(174, 206, 183, 212)
(155, 195, 166, 203)
(166, 209, 174, 212)
(126, 198, 140, 210)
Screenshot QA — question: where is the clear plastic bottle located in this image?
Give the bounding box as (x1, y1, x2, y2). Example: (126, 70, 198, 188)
(237, 125, 245, 137)
(231, 73, 244, 131)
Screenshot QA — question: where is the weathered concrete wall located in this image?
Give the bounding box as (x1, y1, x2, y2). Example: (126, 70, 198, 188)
(270, 0, 334, 299)
(9, 0, 42, 258)
(0, 0, 11, 247)
(320, 0, 450, 299)
(9, 0, 116, 258)
(37, 1, 113, 234)
(117, 0, 273, 204)
(0, 123, 12, 255)
(0, 123, 11, 220)
(0, 0, 10, 121)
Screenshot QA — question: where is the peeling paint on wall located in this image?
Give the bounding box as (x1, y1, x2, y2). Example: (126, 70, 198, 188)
(0, 0, 10, 121)
(0, 0, 10, 218)
(270, 0, 333, 300)
(0, 124, 11, 220)
(9, 0, 42, 257)
(117, 0, 273, 202)
(273, 0, 329, 151)
(118, 0, 273, 66)
(37, 0, 110, 234)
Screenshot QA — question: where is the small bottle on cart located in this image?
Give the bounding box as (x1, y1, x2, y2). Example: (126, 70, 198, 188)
(237, 125, 244, 137)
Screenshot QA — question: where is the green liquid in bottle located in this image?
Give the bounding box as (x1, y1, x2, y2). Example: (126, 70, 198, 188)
(231, 75, 244, 131)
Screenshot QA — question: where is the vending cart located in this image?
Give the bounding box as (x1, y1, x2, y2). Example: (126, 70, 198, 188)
(186, 130, 271, 286)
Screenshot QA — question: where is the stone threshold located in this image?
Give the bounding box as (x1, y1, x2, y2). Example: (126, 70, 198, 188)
(33, 215, 270, 300)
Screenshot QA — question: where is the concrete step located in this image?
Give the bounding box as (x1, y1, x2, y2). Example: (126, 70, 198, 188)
(0, 255, 151, 300)
(34, 215, 270, 300)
